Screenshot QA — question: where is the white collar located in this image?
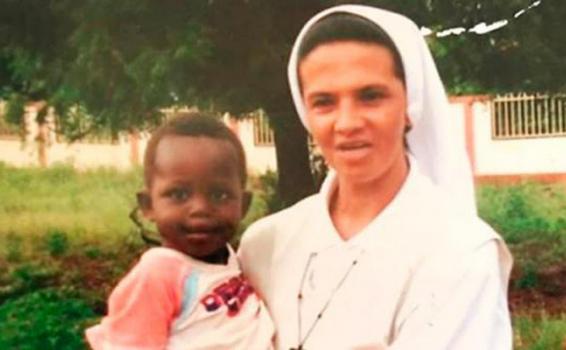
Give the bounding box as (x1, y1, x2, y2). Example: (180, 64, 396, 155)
(309, 155, 427, 254)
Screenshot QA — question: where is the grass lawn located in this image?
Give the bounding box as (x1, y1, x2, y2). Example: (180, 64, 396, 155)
(1, 163, 565, 349)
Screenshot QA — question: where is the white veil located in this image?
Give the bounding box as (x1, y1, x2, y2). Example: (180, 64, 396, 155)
(287, 5, 477, 214)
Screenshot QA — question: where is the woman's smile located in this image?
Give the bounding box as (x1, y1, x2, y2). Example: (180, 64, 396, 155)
(336, 140, 371, 150)
(335, 140, 373, 161)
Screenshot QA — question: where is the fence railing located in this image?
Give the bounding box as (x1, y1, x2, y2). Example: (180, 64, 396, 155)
(492, 93, 566, 139)
(253, 110, 275, 146)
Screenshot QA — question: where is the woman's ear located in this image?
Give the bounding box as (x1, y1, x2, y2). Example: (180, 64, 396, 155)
(404, 114, 412, 134)
(241, 191, 252, 217)
(136, 191, 154, 220)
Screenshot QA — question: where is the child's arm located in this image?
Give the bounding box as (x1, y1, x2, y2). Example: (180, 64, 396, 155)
(86, 249, 187, 350)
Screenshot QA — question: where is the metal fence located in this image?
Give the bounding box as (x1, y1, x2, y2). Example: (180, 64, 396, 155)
(253, 110, 274, 146)
(492, 93, 566, 139)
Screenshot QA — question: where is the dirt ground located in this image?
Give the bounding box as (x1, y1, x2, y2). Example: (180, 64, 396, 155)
(509, 264, 566, 316)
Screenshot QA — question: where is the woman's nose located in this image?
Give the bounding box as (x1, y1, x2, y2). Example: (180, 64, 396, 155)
(335, 100, 364, 133)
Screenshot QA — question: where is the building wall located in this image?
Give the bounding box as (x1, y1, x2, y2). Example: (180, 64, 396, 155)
(47, 141, 134, 170)
(470, 99, 566, 177)
(0, 140, 37, 167)
(0, 138, 135, 170)
(2, 99, 565, 181)
(0, 108, 277, 174)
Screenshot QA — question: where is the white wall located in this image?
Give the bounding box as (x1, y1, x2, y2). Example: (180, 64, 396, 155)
(235, 117, 277, 175)
(0, 115, 277, 174)
(472, 100, 566, 175)
(0, 140, 37, 167)
(448, 102, 467, 142)
(48, 142, 133, 170)
(0, 138, 135, 170)
(3, 99, 565, 177)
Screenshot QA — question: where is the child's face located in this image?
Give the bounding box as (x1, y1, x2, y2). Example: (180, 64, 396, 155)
(142, 135, 247, 260)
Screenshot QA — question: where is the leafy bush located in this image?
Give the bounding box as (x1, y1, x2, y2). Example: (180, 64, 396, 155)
(0, 263, 60, 303)
(229, 170, 285, 246)
(256, 170, 285, 213)
(44, 228, 70, 257)
(477, 183, 566, 243)
(0, 289, 96, 350)
(477, 182, 566, 278)
(84, 246, 103, 259)
(514, 262, 539, 290)
(309, 149, 328, 190)
(513, 314, 566, 350)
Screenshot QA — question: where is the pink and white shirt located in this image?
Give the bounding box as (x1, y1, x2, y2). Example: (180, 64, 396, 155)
(86, 246, 274, 350)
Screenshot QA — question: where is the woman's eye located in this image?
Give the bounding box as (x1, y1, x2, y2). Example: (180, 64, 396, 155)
(309, 95, 334, 109)
(167, 188, 189, 202)
(359, 88, 383, 102)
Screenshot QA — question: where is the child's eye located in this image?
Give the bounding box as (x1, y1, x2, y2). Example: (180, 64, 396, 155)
(209, 189, 232, 204)
(167, 188, 189, 202)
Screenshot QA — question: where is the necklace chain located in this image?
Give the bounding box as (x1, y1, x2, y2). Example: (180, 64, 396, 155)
(292, 251, 361, 350)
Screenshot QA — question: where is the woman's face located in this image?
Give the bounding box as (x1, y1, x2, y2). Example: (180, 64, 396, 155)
(299, 40, 409, 185)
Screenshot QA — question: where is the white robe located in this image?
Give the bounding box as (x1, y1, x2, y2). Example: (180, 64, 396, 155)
(239, 161, 512, 350)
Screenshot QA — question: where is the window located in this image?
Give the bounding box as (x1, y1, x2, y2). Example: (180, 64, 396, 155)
(253, 110, 274, 146)
(492, 93, 566, 139)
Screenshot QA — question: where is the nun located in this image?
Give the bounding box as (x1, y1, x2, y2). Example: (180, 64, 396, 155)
(239, 5, 513, 350)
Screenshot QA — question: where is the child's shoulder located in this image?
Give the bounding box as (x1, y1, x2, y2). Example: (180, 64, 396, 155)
(131, 247, 192, 279)
(141, 246, 189, 260)
(140, 246, 189, 263)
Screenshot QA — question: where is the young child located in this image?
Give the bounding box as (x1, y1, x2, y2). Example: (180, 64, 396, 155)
(86, 112, 274, 349)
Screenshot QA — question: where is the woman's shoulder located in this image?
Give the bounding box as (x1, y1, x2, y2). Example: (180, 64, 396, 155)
(402, 174, 503, 258)
(400, 180, 512, 284)
(410, 194, 511, 283)
(410, 172, 497, 240)
(417, 203, 500, 257)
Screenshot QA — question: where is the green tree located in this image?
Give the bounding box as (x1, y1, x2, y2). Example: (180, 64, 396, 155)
(0, 1, 71, 104)
(1, 0, 320, 205)
(191, 0, 328, 205)
(65, 0, 323, 206)
(422, 0, 566, 94)
(1, 0, 564, 204)
(0, 0, 74, 164)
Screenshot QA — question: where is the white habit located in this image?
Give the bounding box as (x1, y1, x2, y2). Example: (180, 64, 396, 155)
(239, 160, 512, 349)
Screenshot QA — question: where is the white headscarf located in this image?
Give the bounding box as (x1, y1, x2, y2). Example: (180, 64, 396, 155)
(287, 5, 477, 214)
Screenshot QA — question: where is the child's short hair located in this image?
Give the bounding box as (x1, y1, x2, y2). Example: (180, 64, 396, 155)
(143, 112, 247, 187)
